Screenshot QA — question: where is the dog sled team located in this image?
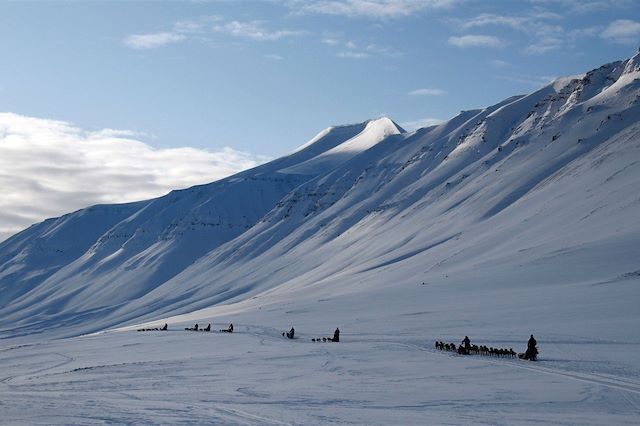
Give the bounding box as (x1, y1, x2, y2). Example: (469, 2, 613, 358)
(311, 328, 340, 342)
(184, 323, 233, 333)
(137, 323, 168, 332)
(137, 322, 538, 360)
(436, 334, 539, 361)
(137, 323, 232, 333)
(282, 327, 340, 343)
(137, 322, 340, 343)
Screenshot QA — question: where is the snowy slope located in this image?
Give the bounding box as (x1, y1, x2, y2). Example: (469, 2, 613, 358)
(0, 118, 402, 338)
(111, 52, 640, 337)
(1, 53, 639, 344)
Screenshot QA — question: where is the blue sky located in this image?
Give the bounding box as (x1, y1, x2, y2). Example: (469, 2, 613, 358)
(1, 0, 640, 241)
(2, 0, 639, 155)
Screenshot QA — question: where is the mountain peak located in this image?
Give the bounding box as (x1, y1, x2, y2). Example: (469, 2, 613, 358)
(279, 116, 404, 175)
(624, 48, 640, 74)
(365, 116, 406, 134)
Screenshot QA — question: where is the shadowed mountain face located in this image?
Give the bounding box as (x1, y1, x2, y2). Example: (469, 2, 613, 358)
(0, 117, 404, 338)
(1, 54, 640, 340)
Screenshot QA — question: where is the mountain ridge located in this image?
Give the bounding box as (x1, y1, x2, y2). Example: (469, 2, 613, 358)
(1, 52, 639, 341)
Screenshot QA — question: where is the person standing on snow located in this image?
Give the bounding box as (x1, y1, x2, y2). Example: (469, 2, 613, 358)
(525, 334, 538, 360)
(462, 336, 471, 350)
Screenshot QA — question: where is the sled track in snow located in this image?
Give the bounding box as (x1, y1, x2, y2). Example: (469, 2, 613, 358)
(385, 340, 640, 396)
(235, 327, 640, 397)
(214, 407, 294, 426)
(489, 358, 640, 396)
(110, 325, 640, 398)
(0, 351, 75, 386)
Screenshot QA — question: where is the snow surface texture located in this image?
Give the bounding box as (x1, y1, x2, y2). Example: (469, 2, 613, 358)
(1, 54, 640, 424)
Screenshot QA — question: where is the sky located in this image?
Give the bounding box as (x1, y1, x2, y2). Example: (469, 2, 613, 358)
(1, 0, 640, 241)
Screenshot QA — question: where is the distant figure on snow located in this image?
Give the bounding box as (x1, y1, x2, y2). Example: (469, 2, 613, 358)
(161, 323, 168, 331)
(203, 323, 211, 332)
(331, 328, 340, 342)
(286, 327, 295, 339)
(523, 334, 538, 361)
(220, 323, 234, 333)
(462, 336, 471, 350)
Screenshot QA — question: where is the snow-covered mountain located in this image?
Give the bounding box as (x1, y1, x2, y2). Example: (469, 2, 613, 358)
(1, 53, 640, 343)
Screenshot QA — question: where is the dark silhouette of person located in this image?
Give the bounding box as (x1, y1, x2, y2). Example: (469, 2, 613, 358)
(203, 323, 211, 332)
(462, 336, 471, 350)
(161, 323, 168, 331)
(220, 323, 233, 333)
(286, 327, 295, 339)
(332, 328, 340, 342)
(525, 334, 538, 360)
(194, 323, 199, 331)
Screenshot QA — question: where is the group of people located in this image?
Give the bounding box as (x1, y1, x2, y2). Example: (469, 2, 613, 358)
(138, 322, 341, 343)
(435, 335, 539, 361)
(282, 327, 340, 342)
(137, 324, 537, 362)
(183, 323, 233, 333)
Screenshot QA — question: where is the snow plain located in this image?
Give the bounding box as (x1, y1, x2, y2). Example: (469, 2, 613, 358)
(2, 305, 640, 425)
(2, 54, 640, 424)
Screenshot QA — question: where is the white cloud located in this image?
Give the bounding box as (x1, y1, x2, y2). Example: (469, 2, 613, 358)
(365, 43, 403, 57)
(529, 0, 634, 14)
(449, 12, 567, 53)
(567, 26, 601, 41)
(457, 13, 526, 30)
(337, 51, 370, 59)
(287, 0, 459, 19)
(173, 19, 208, 34)
(332, 39, 400, 59)
(213, 20, 304, 41)
(525, 36, 563, 54)
(124, 17, 302, 49)
(450, 12, 564, 35)
(322, 37, 341, 45)
(448, 35, 502, 48)
(452, 12, 565, 36)
(408, 88, 447, 96)
(0, 113, 268, 242)
(496, 74, 555, 87)
(264, 53, 284, 60)
(601, 20, 640, 44)
(490, 59, 511, 67)
(123, 32, 186, 49)
(400, 117, 444, 131)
